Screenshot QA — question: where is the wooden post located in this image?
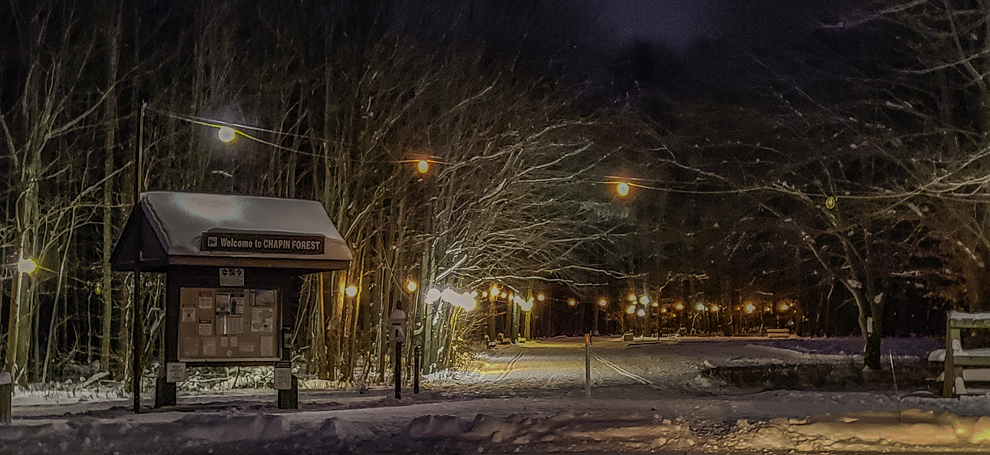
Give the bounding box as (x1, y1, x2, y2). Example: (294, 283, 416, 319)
(943, 316, 955, 398)
(584, 334, 591, 398)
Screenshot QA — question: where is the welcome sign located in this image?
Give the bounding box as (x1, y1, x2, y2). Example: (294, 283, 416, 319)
(201, 232, 325, 255)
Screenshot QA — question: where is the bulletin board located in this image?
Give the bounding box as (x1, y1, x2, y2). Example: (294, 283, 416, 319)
(177, 287, 279, 362)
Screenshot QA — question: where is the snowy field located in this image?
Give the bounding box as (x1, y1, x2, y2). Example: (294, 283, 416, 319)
(2, 335, 990, 454)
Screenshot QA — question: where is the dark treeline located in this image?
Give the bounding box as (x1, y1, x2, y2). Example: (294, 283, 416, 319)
(0, 0, 986, 384)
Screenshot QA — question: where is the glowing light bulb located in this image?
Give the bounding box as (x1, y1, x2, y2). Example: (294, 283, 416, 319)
(217, 126, 236, 143)
(345, 285, 358, 297)
(416, 159, 430, 174)
(616, 182, 630, 197)
(17, 257, 38, 274)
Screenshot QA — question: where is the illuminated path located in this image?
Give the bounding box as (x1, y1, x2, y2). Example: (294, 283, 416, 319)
(460, 335, 832, 394)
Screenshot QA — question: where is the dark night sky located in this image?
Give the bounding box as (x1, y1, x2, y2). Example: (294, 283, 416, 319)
(593, 0, 717, 53)
(413, 0, 872, 101)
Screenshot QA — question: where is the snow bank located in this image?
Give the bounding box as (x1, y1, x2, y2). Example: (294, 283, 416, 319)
(727, 409, 990, 451)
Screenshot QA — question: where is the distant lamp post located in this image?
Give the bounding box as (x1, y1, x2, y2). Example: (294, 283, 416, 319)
(488, 284, 498, 343)
(4, 255, 41, 379)
(217, 126, 237, 143)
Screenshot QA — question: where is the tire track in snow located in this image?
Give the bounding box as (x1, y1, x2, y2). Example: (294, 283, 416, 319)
(492, 349, 525, 383)
(592, 352, 652, 385)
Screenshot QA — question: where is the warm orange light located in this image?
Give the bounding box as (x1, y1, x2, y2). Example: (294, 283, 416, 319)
(537, 293, 546, 302)
(345, 285, 358, 297)
(405, 279, 418, 293)
(778, 302, 790, 313)
(616, 182, 630, 197)
(675, 302, 684, 311)
(416, 159, 430, 174)
(744, 303, 757, 314)
(567, 298, 577, 307)
(490, 284, 499, 298)
(597, 298, 607, 308)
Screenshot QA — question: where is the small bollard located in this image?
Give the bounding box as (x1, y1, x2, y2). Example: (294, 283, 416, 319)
(584, 334, 591, 398)
(0, 371, 12, 424)
(413, 346, 421, 394)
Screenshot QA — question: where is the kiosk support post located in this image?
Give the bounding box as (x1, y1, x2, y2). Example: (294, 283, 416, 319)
(156, 275, 178, 408)
(277, 327, 298, 409)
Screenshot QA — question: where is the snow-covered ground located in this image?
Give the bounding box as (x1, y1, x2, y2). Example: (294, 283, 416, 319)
(2, 335, 989, 454)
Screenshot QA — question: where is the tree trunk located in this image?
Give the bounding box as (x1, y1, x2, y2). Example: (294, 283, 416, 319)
(101, 1, 122, 374)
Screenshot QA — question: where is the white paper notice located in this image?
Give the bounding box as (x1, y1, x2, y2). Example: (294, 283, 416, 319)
(261, 336, 274, 357)
(202, 339, 217, 356)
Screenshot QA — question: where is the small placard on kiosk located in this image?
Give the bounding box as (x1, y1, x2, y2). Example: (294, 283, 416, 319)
(274, 361, 292, 390)
(166, 362, 187, 383)
(219, 268, 244, 287)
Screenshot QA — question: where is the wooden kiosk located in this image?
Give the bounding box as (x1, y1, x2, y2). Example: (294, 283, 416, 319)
(111, 191, 352, 409)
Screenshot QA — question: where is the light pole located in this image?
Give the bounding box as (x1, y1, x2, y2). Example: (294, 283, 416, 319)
(3, 256, 39, 380)
(129, 102, 146, 414)
(130, 103, 244, 413)
(488, 284, 498, 343)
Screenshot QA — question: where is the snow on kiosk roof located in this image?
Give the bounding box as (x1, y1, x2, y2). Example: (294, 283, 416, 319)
(111, 191, 352, 273)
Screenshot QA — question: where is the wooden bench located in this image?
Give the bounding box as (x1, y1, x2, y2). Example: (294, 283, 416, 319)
(931, 311, 990, 397)
(766, 328, 790, 339)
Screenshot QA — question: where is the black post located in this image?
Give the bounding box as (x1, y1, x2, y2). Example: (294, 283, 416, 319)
(413, 345, 421, 394)
(394, 342, 402, 399)
(132, 101, 146, 414)
(156, 274, 177, 408)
